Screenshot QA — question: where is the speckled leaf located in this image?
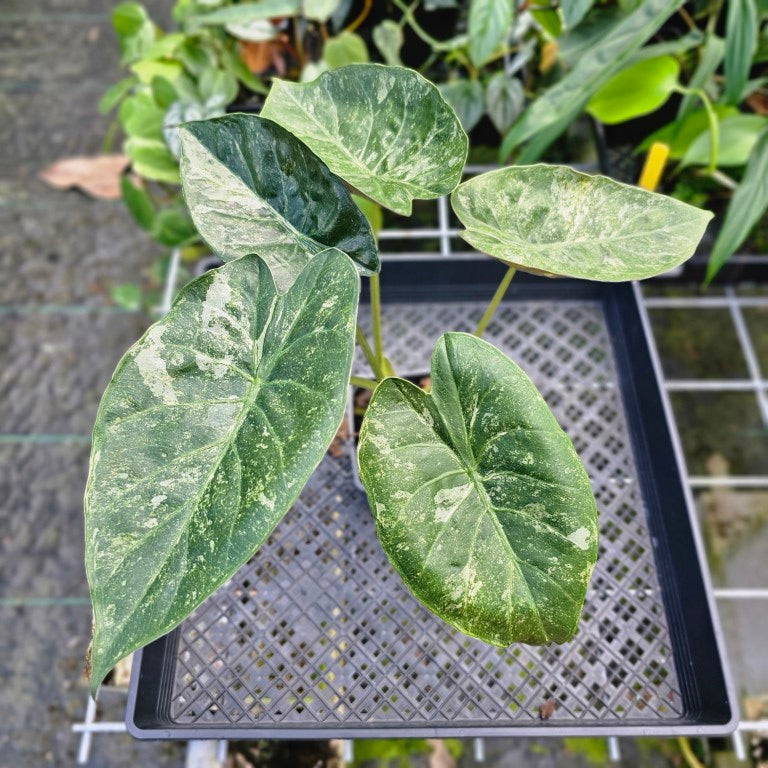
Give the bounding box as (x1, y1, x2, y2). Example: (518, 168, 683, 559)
(85, 248, 359, 693)
(358, 333, 597, 646)
(261, 64, 468, 215)
(451, 165, 712, 281)
(179, 114, 378, 291)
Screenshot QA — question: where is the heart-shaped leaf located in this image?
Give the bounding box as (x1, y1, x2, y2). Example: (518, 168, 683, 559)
(86, 248, 359, 693)
(261, 64, 468, 215)
(586, 55, 680, 125)
(451, 165, 712, 281)
(439, 79, 485, 133)
(179, 114, 378, 291)
(358, 333, 598, 646)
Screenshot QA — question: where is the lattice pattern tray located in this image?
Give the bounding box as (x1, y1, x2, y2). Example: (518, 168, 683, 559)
(128, 273, 734, 737)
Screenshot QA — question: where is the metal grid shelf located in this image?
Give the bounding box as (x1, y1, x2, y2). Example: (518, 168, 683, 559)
(72, 182, 768, 761)
(126, 271, 734, 739)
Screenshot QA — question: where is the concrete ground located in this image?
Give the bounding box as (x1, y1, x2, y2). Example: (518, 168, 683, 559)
(1, 1, 766, 767)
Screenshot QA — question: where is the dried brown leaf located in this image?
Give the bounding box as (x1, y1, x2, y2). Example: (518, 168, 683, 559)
(39, 154, 129, 199)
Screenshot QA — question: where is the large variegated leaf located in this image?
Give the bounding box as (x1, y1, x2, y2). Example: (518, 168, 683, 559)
(179, 114, 378, 291)
(451, 165, 712, 281)
(358, 333, 597, 646)
(85, 249, 359, 693)
(261, 64, 468, 215)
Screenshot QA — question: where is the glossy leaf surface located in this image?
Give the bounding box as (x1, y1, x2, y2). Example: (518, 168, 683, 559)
(86, 249, 359, 692)
(586, 56, 679, 124)
(261, 65, 468, 215)
(179, 114, 378, 291)
(358, 333, 598, 645)
(451, 165, 712, 281)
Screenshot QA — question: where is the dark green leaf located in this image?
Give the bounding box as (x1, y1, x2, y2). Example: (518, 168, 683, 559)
(485, 73, 524, 134)
(707, 125, 768, 282)
(724, 0, 758, 104)
(451, 165, 712, 280)
(121, 175, 156, 231)
(500, 0, 682, 161)
(439, 80, 485, 133)
(358, 332, 598, 645)
(586, 56, 679, 124)
(179, 114, 378, 290)
(86, 248, 359, 692)
(468, 0, 513, 67)
(261, 65, 468, 215)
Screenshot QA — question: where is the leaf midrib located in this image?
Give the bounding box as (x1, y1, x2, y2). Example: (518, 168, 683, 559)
(401, 382, 550, 640)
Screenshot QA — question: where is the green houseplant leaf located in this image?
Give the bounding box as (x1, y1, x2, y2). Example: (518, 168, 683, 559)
(707, 124, 768, 283)
(179, 113, 379, 291)
(680, 114, 768, 168)
(451, 165, 712, 281)
(500, 0, 682, 162)
(468, 0, 513, 68)
(485, 72, 524, 135)
(86, 248, 359, 692)
(261, 64, 468, 215)
(324, 31, 369, 68)
(358, 332, 598, 645)
(724, 0, 758, 104)
(438, 79, 485, 133)
(586, 55, 680, 125)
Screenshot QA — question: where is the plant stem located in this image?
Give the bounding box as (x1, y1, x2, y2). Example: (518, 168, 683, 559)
(677, 738, 705, 768)
(675, 85, 719, 173)
(474, 266, 517, 337)
(350, 375, 378, 390)
(391, 0, 457, 51)
(346, 0, 372, 32)
(370, 274, 386, 375)
(355, 324, 382, 378)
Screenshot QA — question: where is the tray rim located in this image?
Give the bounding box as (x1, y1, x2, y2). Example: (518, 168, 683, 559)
(126, 265, 739, 739)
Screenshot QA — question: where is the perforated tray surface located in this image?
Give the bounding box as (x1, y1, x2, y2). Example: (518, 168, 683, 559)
(128, 270, 734, 738)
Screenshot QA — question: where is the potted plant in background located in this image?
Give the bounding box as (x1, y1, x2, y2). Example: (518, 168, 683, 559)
(84, 63, 712, 697)
(104, 0, 768, 305)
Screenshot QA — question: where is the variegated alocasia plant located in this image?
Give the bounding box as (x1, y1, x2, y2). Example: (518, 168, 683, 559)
(84, 63, 712, 694)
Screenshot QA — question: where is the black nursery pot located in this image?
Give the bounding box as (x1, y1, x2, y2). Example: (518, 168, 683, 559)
(128, 261, 736, 740)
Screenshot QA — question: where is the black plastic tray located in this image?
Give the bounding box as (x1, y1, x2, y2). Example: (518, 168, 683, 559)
(127, 261, 736, 738)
